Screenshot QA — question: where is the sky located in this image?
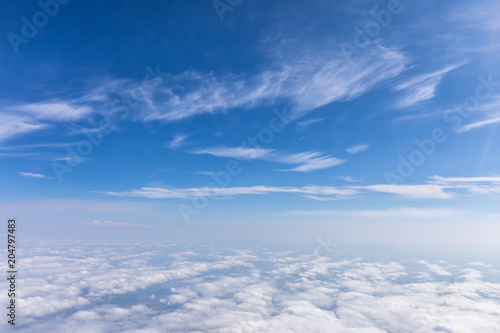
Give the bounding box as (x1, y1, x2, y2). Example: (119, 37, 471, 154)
(1, 0, 500, 250)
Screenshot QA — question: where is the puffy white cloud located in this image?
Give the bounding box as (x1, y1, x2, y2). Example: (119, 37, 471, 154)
(4, 241, 500, 333)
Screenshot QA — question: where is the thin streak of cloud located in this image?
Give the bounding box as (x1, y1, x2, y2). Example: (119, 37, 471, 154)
(456, 115, 500, 133)
(296, 118, 325, 128)
(191, 146, 274, 160)
(18, 172, 48, 179)
(86, 220, 160, 228)
(345, 144, 371, 154)
(167, 133, 191, 149)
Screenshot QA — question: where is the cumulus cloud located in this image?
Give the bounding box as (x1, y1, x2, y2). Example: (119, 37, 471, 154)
(6, 241, 500, 333)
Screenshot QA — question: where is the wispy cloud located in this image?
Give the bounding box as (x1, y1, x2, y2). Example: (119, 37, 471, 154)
(428, 175, 500, 196)
(18, 172, 49, 179)
(363, 184, 454, 199)
(296, 118, 325, 129)
(0, 38, 408, 145)
(167, 133, 191, 149)
(0, 114, 47, 142)
(103, 185, 357, 200)
(0, 101, 96, 143)
(127, 42, 407, 122)
(8, 102, 94, 122)
(191, 146, 345, 172)
(339, 176, 362, 182)
(456, 115, 500, 133)
(345, 144, 371, 154)
(191, 146, 274, 160)
(86, 220, 159, 228)
(393, 64, 463, 108)
(274, 152, 345, 172)
(429, 175, 500, 183)
(0, 152, 68, 161)
(98, 174, 500, 201)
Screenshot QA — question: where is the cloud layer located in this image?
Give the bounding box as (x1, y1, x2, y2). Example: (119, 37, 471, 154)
(4, 241, 500, 332)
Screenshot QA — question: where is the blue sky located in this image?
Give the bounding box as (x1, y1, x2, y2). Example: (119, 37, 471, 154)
(1, 0, 500, 247)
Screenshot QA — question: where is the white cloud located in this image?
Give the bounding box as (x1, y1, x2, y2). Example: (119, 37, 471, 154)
(167, 133, 191, 149)
(417, 260, 453, 276)
(0, 38, 407, 145)
(456, 115, 500, 133)
(10, 102, 94, 122)
(428, 175, 500, 196)
(104, 185, 357, 200)
(102, 176, 500, 201)
(345, 143, 371, 154)
(132, 43, 407, 122)
(10, 241, 500, 333)
(393, 64, 463, 108)
(191, 146, 345, 172)
(339, 176, 362, 182)
(0, 101, 96, 143)
(0, 114, 47, 142)
(364, 184, 454, 199)
(429, 175, 500, 183)
(274, 151, 346, 172)
(86, 220, 160, 228)
(296, 118, 325, 128)
(191, 146, 274, 160)
(18, 172, 48, 179)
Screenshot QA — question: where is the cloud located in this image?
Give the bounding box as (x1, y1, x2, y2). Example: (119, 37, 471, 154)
(133, 43, 407, 122)
(167, 133, 191, 149)
(428, 175, 500, 195)
(393, 64, 463, 108)
(103, 185, 357, 200)
(102, 175, 500, 201)
(429, 175, 500, 183)
(191, 146, 274, 160)
(10, 241, 500, 333)
(345, 143, 371, 154)
(0, 114, 47, 142)
(0, 101, 97, 143)
(191, 146, 345, 172)
(8, 102, 94, 122)
(0, 37, 408, 146)
(417, 260, 453, 276)
(274, 152, 346, 172)
(18, 172, 48, 179)
(363, 184, 454, 199)
(86, 220, 160, 228)
(296, 118, 325, 128)
(456, 115, 500, 133)
(339, 176, 362, 182)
